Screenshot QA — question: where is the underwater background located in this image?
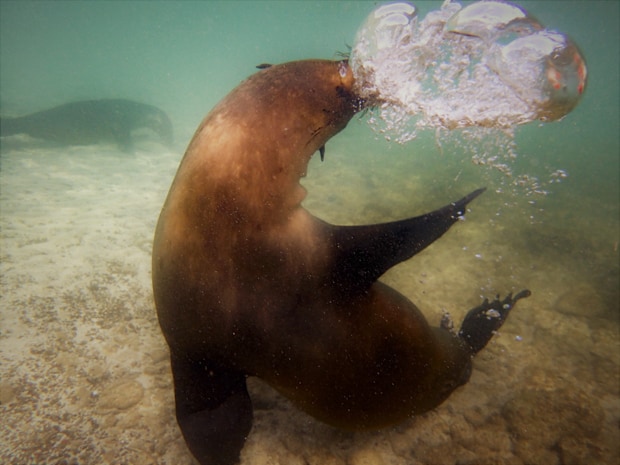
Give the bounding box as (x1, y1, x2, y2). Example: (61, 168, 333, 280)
(0, 1, 618, 464)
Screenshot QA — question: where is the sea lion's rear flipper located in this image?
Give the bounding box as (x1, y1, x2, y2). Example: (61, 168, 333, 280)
(458, 289, 531, 354)
(327, 188, 486, 293)
(170, 353, 252, 465)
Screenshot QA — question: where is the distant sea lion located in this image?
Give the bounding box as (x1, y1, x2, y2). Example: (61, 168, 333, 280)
(152, 59, 530, 465)
(0, 98, 173, 152)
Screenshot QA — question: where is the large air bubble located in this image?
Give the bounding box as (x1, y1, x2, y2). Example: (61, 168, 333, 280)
(349, 0, 587, 196)
(350, 0, 587, 137)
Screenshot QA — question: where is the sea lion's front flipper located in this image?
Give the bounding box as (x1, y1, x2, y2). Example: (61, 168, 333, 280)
(169, 353, 252, 465)
(458, 289, 531, 354)
(327, 188, 486, 293)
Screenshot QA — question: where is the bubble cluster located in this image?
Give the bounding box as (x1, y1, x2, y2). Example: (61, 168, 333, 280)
(349, 0, 586, 195)
(350, 0, 587, 135)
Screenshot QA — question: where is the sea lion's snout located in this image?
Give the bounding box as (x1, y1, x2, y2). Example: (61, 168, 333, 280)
(337, 59, 353, 84)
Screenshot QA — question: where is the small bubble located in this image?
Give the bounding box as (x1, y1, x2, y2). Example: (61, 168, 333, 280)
(486, 309, 501, 318)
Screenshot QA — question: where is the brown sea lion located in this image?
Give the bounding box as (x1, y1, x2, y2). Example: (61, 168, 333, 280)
(152, 59, 529, 465)
(0, 98, 173, 152)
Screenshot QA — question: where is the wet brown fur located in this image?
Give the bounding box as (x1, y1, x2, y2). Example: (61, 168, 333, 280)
(152, 60, 471, 433)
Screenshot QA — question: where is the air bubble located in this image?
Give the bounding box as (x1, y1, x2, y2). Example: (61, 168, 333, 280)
(350, 1, 586, 132)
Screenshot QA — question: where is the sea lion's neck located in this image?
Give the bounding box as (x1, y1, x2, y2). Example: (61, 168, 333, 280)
(175, 60, 359, 224)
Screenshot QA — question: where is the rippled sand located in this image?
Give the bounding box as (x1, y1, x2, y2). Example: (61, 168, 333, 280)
(1, 133, 618, 464)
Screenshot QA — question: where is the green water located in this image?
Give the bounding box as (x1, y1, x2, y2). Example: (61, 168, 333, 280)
(1, 2, 618, 464)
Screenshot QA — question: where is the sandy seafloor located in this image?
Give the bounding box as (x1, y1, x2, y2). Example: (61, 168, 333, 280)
(0, 116, 618, 465)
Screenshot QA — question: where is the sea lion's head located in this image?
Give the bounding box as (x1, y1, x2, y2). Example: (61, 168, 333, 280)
(145, 108, 174, 148)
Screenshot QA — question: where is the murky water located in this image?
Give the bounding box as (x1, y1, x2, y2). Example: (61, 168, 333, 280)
(1, 2, 618, 464)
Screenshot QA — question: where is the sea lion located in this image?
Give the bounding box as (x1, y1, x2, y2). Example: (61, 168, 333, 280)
(0, 98, 173, 152)
(152, 59, 530, 465)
